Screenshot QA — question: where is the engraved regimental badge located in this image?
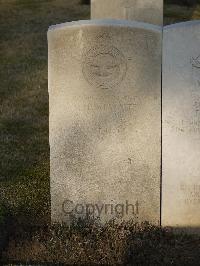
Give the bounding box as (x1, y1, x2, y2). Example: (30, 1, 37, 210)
(191, 55, 200, 69)
(82, 45, 127, 89)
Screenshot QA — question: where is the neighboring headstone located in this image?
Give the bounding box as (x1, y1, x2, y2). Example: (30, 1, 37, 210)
(162, 21, 200, 233)
(91, 0, 163, 26)
(48, 20, 162, 224)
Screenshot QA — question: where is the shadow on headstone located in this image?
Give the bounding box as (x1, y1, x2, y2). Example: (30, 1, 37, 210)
(48, 20, 162, 225)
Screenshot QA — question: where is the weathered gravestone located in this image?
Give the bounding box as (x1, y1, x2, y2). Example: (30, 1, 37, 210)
(162, 21, 200, 232)
(91, 0, 163, 26)
(48, 20, 161, 224)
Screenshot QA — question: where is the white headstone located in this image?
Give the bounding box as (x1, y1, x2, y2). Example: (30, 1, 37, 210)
(48, 20, 162, 224)
(162, 21, 200, 232)
(91, 0, 163, 26)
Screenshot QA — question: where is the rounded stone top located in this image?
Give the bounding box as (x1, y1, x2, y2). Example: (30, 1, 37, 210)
(164, 20, 200, 30)
(48, 19, 161, 33)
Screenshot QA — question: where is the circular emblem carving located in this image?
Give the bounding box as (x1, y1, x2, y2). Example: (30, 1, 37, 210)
(82, 46, 127, 89)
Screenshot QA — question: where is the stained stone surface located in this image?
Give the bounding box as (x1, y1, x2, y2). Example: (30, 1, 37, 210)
(48, 20, 161, 224)
(91, 0, 163, 26)
(162, 21, 200, 231)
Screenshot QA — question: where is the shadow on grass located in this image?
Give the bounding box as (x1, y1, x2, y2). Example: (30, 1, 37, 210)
(0, 0, 90, 181)
(164, 2, 200, 25)
(0, 0, 90, 226)
(1, 218, 200, 265)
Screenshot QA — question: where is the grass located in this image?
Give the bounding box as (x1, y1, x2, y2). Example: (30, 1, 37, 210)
(164, 4, 200, 24)
(0, 0, 89, 225)
(0, 0, 200, 264)
(2, 220, 200, 265)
